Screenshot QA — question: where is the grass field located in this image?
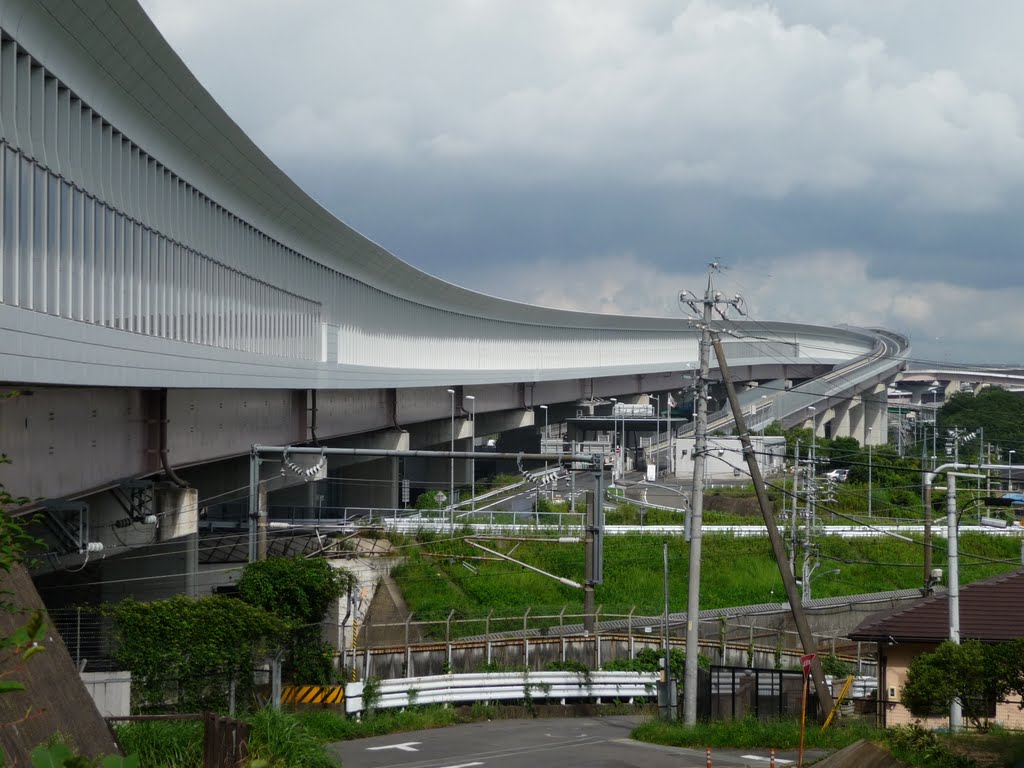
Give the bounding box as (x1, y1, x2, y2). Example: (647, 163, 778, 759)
(390, 530, 1021, 631)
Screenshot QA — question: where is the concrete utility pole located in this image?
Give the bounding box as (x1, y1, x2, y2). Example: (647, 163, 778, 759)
(584, 491, 597, 630)
(790, 439, 800, 578)
(679, 263, 744, 726)
(923, 423, 932, 586)
(448, 388, 456, 534)
(712, 335, 834, 719)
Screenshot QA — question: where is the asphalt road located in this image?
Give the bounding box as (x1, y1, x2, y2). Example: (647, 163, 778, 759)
(328, 716, 825, 768)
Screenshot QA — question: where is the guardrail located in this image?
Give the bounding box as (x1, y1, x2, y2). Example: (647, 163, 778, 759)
(374, 521, 1024, 538)
(344, 671, 658, 715)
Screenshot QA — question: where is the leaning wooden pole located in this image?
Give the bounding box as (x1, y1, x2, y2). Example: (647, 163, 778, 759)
(711, 334, 834, 720)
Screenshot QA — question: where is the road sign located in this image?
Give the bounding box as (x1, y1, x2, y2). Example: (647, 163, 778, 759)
(800, 653, 816, 678)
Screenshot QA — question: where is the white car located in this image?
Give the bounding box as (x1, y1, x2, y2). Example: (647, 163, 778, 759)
(825, 469, 850, 482)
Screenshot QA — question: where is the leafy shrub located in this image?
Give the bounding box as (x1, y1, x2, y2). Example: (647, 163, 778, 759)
(885, 723, 975, 768)
(109, 596, 286, 713)
(819, 654, 852, 678)
(544, 659, 590, 674)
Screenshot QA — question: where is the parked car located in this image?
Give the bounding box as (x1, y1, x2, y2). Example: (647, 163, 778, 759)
(826, 468, 850, 482)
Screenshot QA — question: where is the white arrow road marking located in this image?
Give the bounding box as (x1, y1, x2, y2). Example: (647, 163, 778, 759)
(741, 756, 793, 764)
(366, 741, 421, 752)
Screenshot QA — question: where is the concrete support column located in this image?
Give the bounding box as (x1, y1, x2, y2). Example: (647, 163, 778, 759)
(847, 400, 865, 443)
(327, 430, 410, 509)
(830, 399, 853, 440)
(157, 486, 199, 597)
(862, 385, 888, 445)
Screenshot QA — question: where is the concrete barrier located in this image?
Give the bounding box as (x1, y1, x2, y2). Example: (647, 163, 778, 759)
(80, 671, 131, 718)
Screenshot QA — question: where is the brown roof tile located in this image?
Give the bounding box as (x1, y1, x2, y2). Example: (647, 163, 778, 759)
(849, 569, 1024, 643)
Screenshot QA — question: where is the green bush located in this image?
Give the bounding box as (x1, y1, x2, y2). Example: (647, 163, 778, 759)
(544, 659, 590, 674)
(819, 654, 852, 678)
(886, 723, 975, 768)
(247, 708, 336, 768)
(238, 557, 353, 686)
(632, 715, 878, 751)
(108, 596, 286, 713)
(113, 720, 202, 768)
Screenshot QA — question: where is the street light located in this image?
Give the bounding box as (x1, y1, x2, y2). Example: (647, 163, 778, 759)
(447, 388, 455, 534)
(540, 405, 550, 499)
(924, 466, 1006, 732)
(867, 426, 873, 518)
(466, 395, 476, 511)
(648, 394, 661, 480)
(610, 398, 618, 481)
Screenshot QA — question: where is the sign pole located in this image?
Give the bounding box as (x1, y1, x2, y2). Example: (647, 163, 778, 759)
(799, 653, 815, 767)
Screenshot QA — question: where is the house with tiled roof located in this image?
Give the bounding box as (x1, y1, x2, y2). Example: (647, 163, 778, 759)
(849, 569, 1024, 728)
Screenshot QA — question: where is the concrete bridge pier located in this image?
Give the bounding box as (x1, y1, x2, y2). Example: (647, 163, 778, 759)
(321, 430, 410, 509)
(862, 384, 889, 446)
(830, 398, 854, 439)
(847, 399, 865, 444)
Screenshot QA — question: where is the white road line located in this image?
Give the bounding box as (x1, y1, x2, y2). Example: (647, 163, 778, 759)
(741, 755, 793, 764)
(437, 763, 483, 768)
(367, 742, 421, 752)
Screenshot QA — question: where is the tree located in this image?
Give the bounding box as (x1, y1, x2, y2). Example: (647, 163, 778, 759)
(901, 640, 1008, 729)
(238, 557, 354, 684)
(939, 389, 1024, 461)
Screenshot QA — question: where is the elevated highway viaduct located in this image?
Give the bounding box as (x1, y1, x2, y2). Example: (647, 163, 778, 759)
(0, 1, 908, 603)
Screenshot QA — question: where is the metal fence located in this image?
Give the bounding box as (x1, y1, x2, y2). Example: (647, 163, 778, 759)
(346, 607, 876, 685)
(51, 607, 117, 672)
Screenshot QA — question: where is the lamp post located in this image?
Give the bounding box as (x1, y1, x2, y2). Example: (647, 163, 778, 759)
(466, 395, 476, 511)
(867, 426, 873, 518)
(610, 399, 618, 483)
(924, 465, 990, 732)
(649, 394, 661, 480)
(447, 388, 455, 534)
(1010, 450, 1016, 492)
(540, 405, 551, 499)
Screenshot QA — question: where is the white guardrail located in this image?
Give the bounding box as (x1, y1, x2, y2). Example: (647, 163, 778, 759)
(344, 671, 658, 716)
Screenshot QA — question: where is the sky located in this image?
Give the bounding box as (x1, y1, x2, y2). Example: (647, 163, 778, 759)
(138, 0, 1024, 366)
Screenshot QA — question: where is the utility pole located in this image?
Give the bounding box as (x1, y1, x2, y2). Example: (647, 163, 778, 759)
(802, 476, 814, 605)
(790, 439, 800, 578)
(584, 490, 596, 631)
(583, 473, 605, 632)
(711, 334, 834, 719)
(923, 422, 932, 588)
(678, 263, 744, 726)
(868, 426, 873, 518)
